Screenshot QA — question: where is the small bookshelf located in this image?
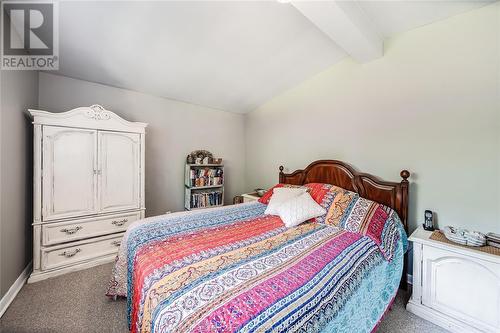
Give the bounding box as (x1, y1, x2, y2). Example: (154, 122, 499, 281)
(184, 164, 224, 210)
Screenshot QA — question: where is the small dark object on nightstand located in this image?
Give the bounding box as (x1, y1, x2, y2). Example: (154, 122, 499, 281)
(423, 210, 435, 231)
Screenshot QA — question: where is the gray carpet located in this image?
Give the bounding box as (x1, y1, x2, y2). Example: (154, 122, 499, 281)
(0, 263, 448, 333)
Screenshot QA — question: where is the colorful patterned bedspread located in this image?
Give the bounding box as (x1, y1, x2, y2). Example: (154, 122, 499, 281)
(107, 202, 407, 333)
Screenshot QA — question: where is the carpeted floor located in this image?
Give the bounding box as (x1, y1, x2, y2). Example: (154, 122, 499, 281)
(0, 263, 448, 333)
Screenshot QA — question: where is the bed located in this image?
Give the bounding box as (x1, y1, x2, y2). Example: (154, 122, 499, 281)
(107, 160, 410, 333)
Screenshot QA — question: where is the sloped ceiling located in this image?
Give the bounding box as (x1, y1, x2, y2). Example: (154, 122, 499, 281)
(52, 1, 494, 113)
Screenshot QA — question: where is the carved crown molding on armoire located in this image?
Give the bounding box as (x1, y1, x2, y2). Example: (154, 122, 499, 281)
(28, 105, 147, 283)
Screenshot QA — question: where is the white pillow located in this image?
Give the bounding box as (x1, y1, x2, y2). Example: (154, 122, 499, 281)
(264, 187, 307, 215)
(277, 192, 326, 228)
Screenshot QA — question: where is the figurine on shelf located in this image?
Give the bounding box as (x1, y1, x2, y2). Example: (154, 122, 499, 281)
(187, 150, 214, 165)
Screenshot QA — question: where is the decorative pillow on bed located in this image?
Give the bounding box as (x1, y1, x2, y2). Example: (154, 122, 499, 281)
(312, 184, 403, 261)
(304, 183, 341, 219)
(314, 185, 359, 225)
(258, 184, 283, 204)
(276, 192, 326, 228)
(264, 187, 308, 215)
(303, 183, 334, 204)
(258, 183, 308, 204)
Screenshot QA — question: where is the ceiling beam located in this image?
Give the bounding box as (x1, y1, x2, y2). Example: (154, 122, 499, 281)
(291, 0, 383, 63)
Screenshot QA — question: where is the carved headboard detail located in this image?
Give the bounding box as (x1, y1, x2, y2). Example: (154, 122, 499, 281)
(279, 160, 410, 233)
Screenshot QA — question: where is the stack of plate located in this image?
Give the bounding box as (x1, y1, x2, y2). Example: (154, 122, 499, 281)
(465, 231, 487, 247)
(443, 226, 486, 247)
(443, 226, 467, 245)
(486, 233, 500, 248)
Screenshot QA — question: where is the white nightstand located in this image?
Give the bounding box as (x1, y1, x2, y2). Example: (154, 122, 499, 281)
(241, 192, 260, 203)
(407, 227, 500, 333)
(233, 192, 261, 204)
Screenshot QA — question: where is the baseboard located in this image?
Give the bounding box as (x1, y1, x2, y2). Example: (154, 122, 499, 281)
(0, 261, 32, 318)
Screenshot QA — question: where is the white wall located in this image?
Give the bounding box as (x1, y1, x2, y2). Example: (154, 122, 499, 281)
(0, 70, 38, 298)
(38, 73, 246, 217)
(245, 3, 500, 233)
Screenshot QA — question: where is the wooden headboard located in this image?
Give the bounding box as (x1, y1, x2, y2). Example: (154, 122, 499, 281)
(279, 160, 410, 233)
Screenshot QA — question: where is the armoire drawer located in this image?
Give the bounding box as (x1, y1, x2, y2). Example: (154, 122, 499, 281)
(41, 233, 124, 271)
(42, 211, 140, 246)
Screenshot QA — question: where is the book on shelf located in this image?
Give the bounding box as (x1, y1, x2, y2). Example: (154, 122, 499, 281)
(188, 168, 223, 187)
(185, 159, 224, 210)
(190, 190, 223, 209)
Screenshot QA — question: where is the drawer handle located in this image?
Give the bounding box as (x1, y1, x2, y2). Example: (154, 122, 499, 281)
(111, 219, 128, 227)
(59, 248, 81, 258)
(111, 240, 121, 247)
(60, 226, 83, 235)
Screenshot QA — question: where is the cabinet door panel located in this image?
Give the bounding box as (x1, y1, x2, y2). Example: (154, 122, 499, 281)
(98, 131, 140, 213)
(422, 246, 500, 332)
(42, 126, 97, 221)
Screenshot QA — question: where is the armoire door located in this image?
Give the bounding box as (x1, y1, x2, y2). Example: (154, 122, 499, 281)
(98, 131, 141, 213)
(42, 126, 98, 221)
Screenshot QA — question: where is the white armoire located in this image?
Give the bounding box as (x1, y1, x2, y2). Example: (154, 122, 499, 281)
(28, 105, 147, 283)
